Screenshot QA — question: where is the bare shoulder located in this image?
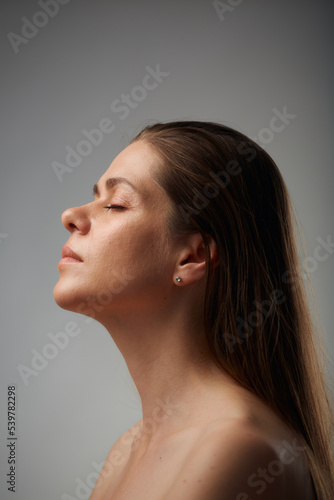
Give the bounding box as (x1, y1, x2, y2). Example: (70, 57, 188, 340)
(89, 419, 143, 500)
(165, 418, 312, 500)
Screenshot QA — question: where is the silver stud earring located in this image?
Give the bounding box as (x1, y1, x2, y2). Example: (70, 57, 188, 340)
(176, 276, 181, 282)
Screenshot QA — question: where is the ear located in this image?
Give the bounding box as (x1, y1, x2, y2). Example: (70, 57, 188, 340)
(174, 233, 218, 286)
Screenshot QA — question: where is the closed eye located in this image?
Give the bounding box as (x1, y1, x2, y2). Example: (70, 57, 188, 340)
(104, 205, 126, 211)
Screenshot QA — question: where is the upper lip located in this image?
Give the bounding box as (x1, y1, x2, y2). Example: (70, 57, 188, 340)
(61, 245, 83, 262)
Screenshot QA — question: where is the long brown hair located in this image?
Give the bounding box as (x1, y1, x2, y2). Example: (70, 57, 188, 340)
(131, 120, 334, 499)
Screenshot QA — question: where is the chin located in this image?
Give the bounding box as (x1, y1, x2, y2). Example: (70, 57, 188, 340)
(53, 280, 84, 312)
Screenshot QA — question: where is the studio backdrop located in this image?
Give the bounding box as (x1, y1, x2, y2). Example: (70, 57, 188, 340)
(1, 1, 333, 499)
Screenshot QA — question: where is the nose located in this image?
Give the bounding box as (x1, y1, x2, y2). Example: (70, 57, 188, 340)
(61, 205, 91, 234)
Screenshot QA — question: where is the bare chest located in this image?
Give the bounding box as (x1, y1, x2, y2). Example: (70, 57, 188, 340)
(99, 435, 196, 500)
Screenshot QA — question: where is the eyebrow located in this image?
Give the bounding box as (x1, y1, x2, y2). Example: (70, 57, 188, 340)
(93, 177, 139, 196)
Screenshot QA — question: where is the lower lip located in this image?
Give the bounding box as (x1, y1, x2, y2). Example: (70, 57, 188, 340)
(58, 257, 83, 266)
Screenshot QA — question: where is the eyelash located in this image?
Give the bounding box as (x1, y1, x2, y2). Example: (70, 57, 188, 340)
(104, 205, 126, 211)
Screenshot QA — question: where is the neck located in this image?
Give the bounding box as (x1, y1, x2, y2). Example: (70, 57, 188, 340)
(96, 300, 242, 446)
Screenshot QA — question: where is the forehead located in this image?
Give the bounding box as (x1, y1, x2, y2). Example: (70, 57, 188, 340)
(102, 141, 158, 180)
(98, 140, 167, 204)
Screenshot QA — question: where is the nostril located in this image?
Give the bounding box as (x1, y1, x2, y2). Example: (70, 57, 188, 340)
(61, 207, 90, 234)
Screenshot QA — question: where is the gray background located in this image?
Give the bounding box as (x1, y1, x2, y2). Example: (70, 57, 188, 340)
(1, 1, 333, 499)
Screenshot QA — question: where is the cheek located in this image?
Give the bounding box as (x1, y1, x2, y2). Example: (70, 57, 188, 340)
(95, 220, 170, 282)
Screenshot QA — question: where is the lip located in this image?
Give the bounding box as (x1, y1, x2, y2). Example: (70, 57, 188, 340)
(58, 245, 83, 266)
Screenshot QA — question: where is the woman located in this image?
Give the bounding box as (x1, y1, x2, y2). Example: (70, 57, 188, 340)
(54, 121, 334, 499)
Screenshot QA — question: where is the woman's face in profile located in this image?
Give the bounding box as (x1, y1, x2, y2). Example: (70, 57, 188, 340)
(53, 140, 177, 319)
